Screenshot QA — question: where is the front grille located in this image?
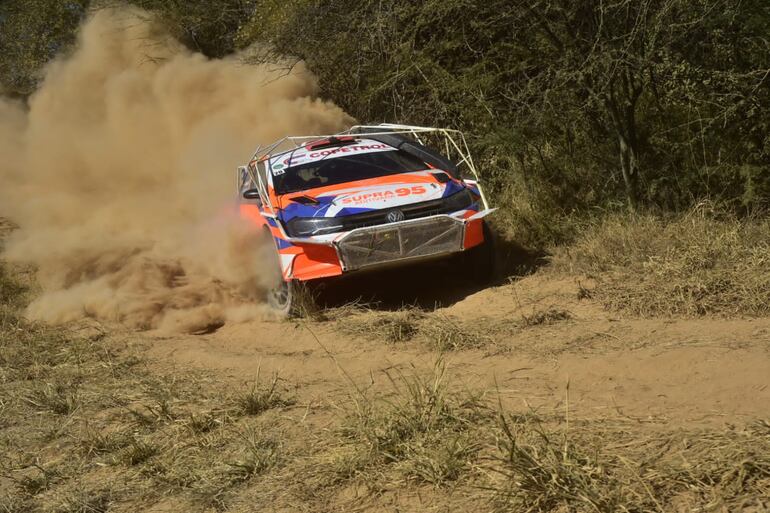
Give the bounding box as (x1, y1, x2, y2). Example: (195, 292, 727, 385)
(337, 195, 462, 232)
(336, 216, 464, 271)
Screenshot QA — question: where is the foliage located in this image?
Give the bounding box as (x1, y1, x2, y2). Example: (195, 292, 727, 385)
(242, 0, 769, 240)
(126, 0, 257, 57)
(0, 0, 89, 96)
(0, 0, 256, 95)
(1, 0, 768, 246)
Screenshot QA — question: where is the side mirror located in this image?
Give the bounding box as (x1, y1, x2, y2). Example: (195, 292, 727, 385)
(242, 188, 262, 202)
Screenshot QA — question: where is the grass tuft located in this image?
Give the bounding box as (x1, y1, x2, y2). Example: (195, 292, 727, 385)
(520, 307, 572, 327)
(338, 308, 425, 343)
(78, 427, 131, 457)
(116, 438, 158, 466)
(25, 382, 79, 415)
(399, 432, 480, 486)
(236, 371, 294, 416)
(552, 206, 770, 317)
(420, 314, 489, 351)
(291, 282, 328, 321)
(338, 360, 491, 487)
(493, 414, 616, 512)
(227, 430, 282, 483)
(184, 411, 222, 434)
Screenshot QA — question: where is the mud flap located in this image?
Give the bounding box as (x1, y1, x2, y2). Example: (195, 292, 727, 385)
(462, 221, 497, 283)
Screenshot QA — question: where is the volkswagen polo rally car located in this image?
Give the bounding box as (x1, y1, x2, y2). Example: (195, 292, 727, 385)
(237, 124, 495, 313)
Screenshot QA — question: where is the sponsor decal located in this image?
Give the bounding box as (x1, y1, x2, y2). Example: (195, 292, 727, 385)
(307, 143, 388, 158)
(340, 186, 427, 205)
(269, 139, 394, 175)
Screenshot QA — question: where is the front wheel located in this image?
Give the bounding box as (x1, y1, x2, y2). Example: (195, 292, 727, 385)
(260, 229, 296, 316)
(267, 277, 295, 316)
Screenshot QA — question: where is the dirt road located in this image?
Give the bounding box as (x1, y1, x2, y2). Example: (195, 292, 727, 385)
(144, 272, 770, 429)
(4, 256, 770, 513)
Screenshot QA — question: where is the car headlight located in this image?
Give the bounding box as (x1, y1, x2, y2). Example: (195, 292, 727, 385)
(286, 217, 345, 237)
(442, 189, 474, 212)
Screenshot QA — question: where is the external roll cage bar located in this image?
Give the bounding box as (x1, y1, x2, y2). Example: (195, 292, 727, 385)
(236, 124, 490, 214)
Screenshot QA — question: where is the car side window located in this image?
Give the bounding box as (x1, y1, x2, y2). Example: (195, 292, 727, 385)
(239, 165, 252, 192)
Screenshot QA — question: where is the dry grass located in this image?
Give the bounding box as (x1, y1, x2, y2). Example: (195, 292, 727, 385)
(333, 304, 573, 354)
(336, 308, 426, 343)
(235, 370, 295, 416)
(45, 487, 113, 513)
(420, 314, 490, 351)
(491, 414, 770, 512)
(325, 360, 493, 489)
(552, 205, 770, 317)
(3, 255, 770, 512)
(0, 260, 300, 512)
(0, 264, 25, 311)
(225, 427, 282, 484)
(336, 308, 490, 351)
(519, 307, 572, 327)
(276, 358, 770, 510)
(23, 382, 79, 416)
(291, 281, 328, 321)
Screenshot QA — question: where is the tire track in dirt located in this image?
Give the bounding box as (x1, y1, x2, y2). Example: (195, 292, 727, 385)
(141, 273, 770, 428)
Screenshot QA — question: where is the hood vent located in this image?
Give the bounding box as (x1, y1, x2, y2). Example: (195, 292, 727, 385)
(431, 172, 451, 183)
(289, 195, 320, 205)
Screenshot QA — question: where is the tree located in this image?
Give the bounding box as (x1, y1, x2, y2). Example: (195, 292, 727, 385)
(0, 0, 89, 96)
(243, 0, 768, 213)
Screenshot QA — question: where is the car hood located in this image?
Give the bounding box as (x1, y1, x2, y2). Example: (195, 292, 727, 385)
(278, 170, 466, 221)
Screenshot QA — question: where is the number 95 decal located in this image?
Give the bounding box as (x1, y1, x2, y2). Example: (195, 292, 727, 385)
(341, 186, 429, 205)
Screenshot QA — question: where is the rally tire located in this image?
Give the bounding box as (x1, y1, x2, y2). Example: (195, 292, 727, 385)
(260, 228, 296, 316)
(267, 278, 296, 316)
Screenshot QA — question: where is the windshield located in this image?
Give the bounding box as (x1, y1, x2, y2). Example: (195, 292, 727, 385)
(272, 149, 428, 194)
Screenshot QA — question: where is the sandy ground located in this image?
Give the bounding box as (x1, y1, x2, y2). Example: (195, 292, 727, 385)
(143, 272, 770, 429)
(4, 251, 769, 513)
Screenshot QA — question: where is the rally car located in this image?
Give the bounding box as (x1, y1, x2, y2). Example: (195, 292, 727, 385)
(237, 124, 495, 313)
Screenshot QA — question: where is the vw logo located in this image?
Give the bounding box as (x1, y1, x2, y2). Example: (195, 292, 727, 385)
(386, 210, 405, 223)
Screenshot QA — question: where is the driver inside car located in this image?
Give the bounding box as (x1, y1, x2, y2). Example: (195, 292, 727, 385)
(297, 167, 329, 188)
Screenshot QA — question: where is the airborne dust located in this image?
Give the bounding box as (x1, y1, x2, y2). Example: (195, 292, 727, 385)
(0, 7, 352, 332)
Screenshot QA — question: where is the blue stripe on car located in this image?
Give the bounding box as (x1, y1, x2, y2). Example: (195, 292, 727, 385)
(275, 237, 293, 249)
(441, 180, 465, 198)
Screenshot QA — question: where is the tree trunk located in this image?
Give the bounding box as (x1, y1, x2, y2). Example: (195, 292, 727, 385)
(604, 78, 643, 211)
(618, 133, 639, 210)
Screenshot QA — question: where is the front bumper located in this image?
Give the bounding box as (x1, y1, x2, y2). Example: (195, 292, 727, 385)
(335, 215, 465, 271)
(282, 209, 495, 281)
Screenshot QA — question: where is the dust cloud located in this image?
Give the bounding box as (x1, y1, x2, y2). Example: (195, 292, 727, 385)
(0, 7, 352, 332)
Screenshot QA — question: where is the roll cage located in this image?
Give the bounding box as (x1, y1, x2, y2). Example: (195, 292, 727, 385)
(236, 124, 490, 215)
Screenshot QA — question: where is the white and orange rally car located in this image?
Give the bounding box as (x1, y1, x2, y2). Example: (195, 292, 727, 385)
(236, 124, 495, 313)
